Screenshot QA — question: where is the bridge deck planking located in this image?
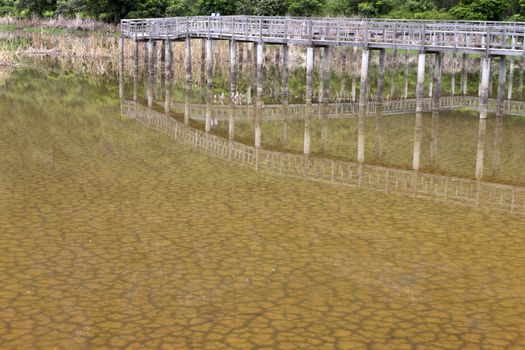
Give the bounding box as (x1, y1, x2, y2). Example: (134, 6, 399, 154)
(121, 16, 525, 56)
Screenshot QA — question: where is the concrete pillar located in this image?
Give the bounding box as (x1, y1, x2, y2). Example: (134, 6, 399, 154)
(428, 55, 434, 98)
(256, 42, 264, 100)
(185, 37, 193, 86)
(412, 112, 423, 171)
(497, 56, 507, 117)
(119, 36, 125, 100)
(274, 46, 281, 100)
(390, 48, 398, 99)
(479, 56, 491, 119)
(461, 53, 468, 95)
(376, 49, 386, 105)
(359, 49, 370, 108)
(255, 42, 264, 151)
(508, 58, 514, 100)
(432, 52, 443, 111)
(159, 41, 166, 100)
(416, 52, 426, 112)
(475, 119, 487, 180)
(133, 39, 139, 102)
(403, 51, 409, 99)
(520, 56, 524, 97)
(229, 39, 237, 96)
(143, 41, 148, 100)
(339, 48, 348, 98)
(206, 39, 213, 89)
(164, 40, 173, 114)
(306, 46, 315, 105)
(321, 46, 330, 103)
(450, 52, 456, 96)
(351, 47, 358, 102)
(238, 42, 244, 73)
(282, 44, 290, 101)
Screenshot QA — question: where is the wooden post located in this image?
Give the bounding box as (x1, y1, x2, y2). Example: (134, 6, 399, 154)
(229, 39, 237, 96)
(403, 50, 409, 99)
(185, 36, 193, 85)
(461, 53, 468, 96)
(450, 52, 456, 96)
(164, 39, 173, 114)
(119, 35, 125, 100)
(428, 54, 434, 98)
(508, 57, 514, 100)
(390, 48, 398, 99)
(274, 46, 281, 100)
(432, 52, 443, 111)
(497, 56, 507, 117)
(144, 41, 148, 100)
(306, 46, 314, 105)
(206, 39, 213, 88)
(133, 39, 139, 102)
(159, 40, 166, 100)
(282, 44, 290, 102)
(200, 39, 206, 88)
(351, 46, 358, 102)
(339, 47, 348, 99)
(321, 46, 330, 103)
(416, 52, 426, 112)
(376, 48, 386, 105)
(147, 39, 155, 108)
(359, 49, 370, 108)
(520, 56, 524, 97)
(479, 56, 491, 119)
(255, 42, 264, 150)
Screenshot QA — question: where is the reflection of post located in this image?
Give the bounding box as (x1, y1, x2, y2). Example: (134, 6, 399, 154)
(497, 56, 507, 118)
(374, 113, 382, 158)
(184, 88, 191, 125)
(492, 116, 503, 176)
(479, 56, 491, 119)
(432, 52, 442, 111)
(357, 111, 365, 163)
(430, 111, 439, 167)
(205, 87, 212, 133)
(416, 52, 426, 112)
(321, 101, 329, 152)
(133, 39, 139, 102)
(412, 112, 423, 171)
(304, 108, 311, 155)
(164, 40, 173, 114)
(475, 118, 487, 180)
(119, 35, 125, 100)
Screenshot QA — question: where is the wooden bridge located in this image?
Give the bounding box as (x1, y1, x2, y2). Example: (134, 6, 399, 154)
(121, 100, 525, 216)
(119, 16, 525, 122)
(120, 16, 525, 57)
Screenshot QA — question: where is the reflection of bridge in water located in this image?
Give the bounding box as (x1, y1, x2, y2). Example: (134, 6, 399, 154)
(122, 100, 525, 216)
(173, 96, 525, 122)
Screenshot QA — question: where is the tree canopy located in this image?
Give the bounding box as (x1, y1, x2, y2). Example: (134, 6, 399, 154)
(0, 0, 522, 22)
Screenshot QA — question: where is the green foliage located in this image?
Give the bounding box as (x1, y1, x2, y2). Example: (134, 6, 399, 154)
(196, 0, 236, 15)
(449, 0, 509, 20)
(287, 0, 325, 16)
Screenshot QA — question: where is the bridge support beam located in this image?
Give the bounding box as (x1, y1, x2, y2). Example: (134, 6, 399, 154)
(479, 56, 491, 119)
(359, 49, 370, 108)
(432, 52, 443, 111)
(376, 48, 386, 106)
(185, 37, 192, 85)
(416, 52, 426, 113)
(461, 53, 468, 96)
(206, 39, 213, 89)
(497, 56, 507, 117)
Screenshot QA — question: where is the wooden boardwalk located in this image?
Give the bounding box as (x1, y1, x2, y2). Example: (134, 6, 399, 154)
(121, 16, 525, 56)
(121, 100, 525, 216)
(173, 96, 525, 122)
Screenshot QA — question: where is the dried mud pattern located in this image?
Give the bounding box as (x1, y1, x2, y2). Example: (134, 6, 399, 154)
(1, 76, 525, 350)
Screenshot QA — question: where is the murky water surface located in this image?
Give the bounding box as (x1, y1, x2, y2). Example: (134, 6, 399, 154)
(1, 67, 525, 349)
